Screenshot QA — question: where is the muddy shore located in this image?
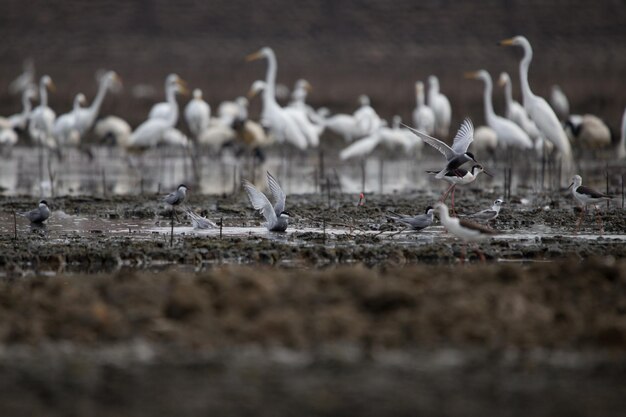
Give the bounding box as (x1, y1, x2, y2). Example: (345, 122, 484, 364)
(1, 191, 626, 273)
(1, 192, 626, 416)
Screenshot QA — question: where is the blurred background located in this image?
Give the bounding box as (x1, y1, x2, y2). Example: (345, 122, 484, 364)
(0, 0, 625, 132)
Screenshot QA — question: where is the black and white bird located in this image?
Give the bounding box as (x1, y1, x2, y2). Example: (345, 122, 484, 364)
(243, 171, 291, 232)
(184, 208, 218, 229)
(386, 206, 434, 232)
(568, 175, 612, 231)
(427, 164, 490, 213)
(468, 199, 504, 223)
(434, 202, 496, 262)
(405, 118, 477, 179)
(19, 200, 50, 224)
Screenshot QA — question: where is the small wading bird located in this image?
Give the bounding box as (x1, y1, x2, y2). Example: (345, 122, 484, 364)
(467, 199, 504, 223)
(568, 175, 613, 232)
(426, 164, 490, 214)
(434, 202, 496, 262)
(386, 206, 434, 233)
(164, 184, 189, 222)
(19, 200, 50, 224)
(405, 118, 478, 179)
(243, 171, 291, 232)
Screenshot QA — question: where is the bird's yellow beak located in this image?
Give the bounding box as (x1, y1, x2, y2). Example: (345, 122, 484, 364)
(177, 78, 189, 96)
(113, 72, 123, 85)
(247, 88, 259, 99)
(47, 80, 56, 92)
(497, 76, 506, 87)
(464, 71, 479, 80)
(246, 51, 263, 62)
(499, 38, 515, 46)
(304, 81, 312, 92)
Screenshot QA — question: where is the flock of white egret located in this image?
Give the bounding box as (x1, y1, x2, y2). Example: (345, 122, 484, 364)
(1, 35, 625, 190)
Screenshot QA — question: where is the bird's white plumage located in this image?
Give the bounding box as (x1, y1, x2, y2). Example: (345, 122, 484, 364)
(184, 89, 211, 138)
(29, 75, 56, 148)
(412, 81, 435, 136)
(74, 71, 120, 136)
(427, 76, 452, 137)
(247, 48, 308, 150)
(468, 70, 533, 149)
(502, 36, 572, 160)
(499, 72, 540, 139)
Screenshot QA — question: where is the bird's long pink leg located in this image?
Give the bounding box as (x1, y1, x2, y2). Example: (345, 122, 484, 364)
(450, 185, 457, 215)
(594, 205, 604, 234)
(575, 205, 584, 233)
(439, 183, 454, 203)
(460, 244, 466, 264)
(475, 244, 486, 262)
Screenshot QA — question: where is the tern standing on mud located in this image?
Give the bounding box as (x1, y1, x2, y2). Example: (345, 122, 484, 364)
(386, 206, 434, 232)
(468, 199, 504, 223)
(243, 171, 291, 232)
(164, 184, 189, 221)
(19, 200, 50, 224)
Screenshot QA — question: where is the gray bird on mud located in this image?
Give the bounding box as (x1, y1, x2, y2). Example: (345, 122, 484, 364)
(243, 171, 291, 232)
(19, 200, 50, 224)
(164, 184, 189, 221)
(386, 206, 434, 232)
(468, 199, 504, 223)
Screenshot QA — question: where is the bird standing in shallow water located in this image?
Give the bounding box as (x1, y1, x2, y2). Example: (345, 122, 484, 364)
(20, 200, 50, 224)
(386, 206, 434, 233)
(434, 202, 496, 262)
(164, 184, 189, 222)
(568, 175, 612, 232)
(243, 171, 291, 232)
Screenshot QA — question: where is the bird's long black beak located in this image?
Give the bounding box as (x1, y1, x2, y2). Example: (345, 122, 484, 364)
(483, 167, 494, 177)
(567, 182, 574, 190)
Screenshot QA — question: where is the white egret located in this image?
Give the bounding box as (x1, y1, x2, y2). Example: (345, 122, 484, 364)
(184, 89, 211, 139)
(550, 85, 569, 122)
(427, 75, 451, 137)
(127, 74, 187, 150)
(339, 116, 413, 160)
(246, 47, 307, 150)
(412, 81, 435, 136)
(289, 79, 325, 136)
(499, 36, 573, 169)
(148, 74, 185, 120)
(53, 93, 87, 147)
(29, 75, 56, 148)
(353, 95, 381, 137)
(74, 71, 121, 136)
(320, 110, 360, 142)
(498, 72, 541, 140)
(465, 70, 533, 149)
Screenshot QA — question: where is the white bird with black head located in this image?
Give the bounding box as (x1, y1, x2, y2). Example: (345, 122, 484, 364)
(20, 200, 50, 224)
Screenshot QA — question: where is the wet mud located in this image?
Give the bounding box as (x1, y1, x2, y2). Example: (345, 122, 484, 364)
(1, 193, 626, 416)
